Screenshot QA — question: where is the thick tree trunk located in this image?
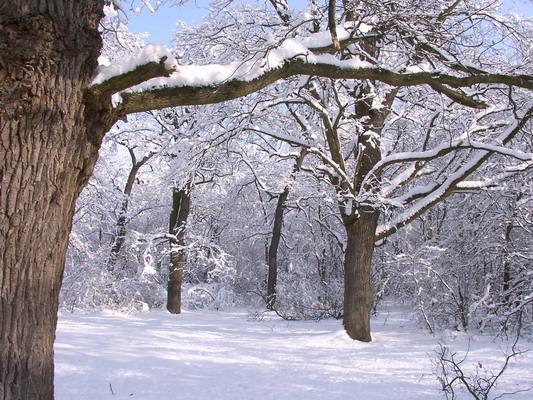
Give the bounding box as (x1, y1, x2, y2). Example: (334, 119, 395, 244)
(341, 71, 386, 341)
(341, 94, 383, 341)
(343, 208, 379, 342)
(167, 187, 191, 314)
(0, 2, 106, 399)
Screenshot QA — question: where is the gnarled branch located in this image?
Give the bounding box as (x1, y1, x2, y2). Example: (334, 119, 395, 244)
(116, 57, 532, 115)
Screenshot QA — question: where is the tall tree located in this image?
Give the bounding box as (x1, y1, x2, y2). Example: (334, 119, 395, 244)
(251, 0, 532, 341)
(267, 148, 307, 309)
(107, 143, 155, 270)
(1, 2, 108, 399)
(167, 184, 191, 313)
(1, 1, 532, 398)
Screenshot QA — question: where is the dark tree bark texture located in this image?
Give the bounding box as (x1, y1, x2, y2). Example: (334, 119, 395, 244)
(167, 186, 191, 314)
(343, 208, 379, 342)
(0, 2, 108, 399)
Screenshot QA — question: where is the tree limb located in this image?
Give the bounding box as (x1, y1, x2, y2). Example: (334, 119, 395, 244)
(328, 0, 341, 51)
(116, 56, 533, 115)
(375, 104, 533, 241)
(89, 56, 176, 99)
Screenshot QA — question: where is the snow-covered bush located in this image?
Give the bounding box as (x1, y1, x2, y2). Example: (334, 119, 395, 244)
(375, 186, 533, 336)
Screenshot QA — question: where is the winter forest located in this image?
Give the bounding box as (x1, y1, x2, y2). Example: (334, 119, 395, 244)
(1, 0, 533, 399)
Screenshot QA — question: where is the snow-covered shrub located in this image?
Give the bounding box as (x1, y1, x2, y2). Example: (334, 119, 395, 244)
(273, 266, 343, 320)
(179, 235, 239, 310)
(62, 232, 166, 312)
(270, 227, 345, 320)
(375, 187, 533, 336)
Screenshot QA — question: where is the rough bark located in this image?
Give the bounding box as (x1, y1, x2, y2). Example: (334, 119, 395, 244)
(0, 1, 107, 399)
(0, 3, 530, 397)
(167, 186, 191, 314)
(341, 94, 384, 340)
(343, 209, 379, 342)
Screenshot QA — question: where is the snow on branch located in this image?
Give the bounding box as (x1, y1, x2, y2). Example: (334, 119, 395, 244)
(117, 59, 532, 115)
(268, 0, 290, 23)
(88, 25, 533, 116)
(375, 103, 533, 241)
(89, 44, 177, 98)
(307, 148, 354, 193)
(367, 138, 533, 181)
(247, 127, 312, 148)
(301, 21, 375, 53)
(454, 165, 531, 190)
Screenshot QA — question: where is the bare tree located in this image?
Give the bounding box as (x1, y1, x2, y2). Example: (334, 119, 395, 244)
(107, 143, 155, 270)
(434, 332, 531, 399)
(267, 148, 308, 309)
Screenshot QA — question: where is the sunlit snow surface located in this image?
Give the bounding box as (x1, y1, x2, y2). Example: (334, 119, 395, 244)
(55, 309, 532, 399)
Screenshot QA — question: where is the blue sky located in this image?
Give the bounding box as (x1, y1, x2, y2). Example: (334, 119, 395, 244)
(126, 0, 307, 45)
(127, 0, 533, 46)
(127, 1, 210, 45)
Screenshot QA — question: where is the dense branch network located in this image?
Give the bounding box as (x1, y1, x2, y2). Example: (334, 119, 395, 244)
(374, 104, 533, 240)
(87, 18, 533, 243)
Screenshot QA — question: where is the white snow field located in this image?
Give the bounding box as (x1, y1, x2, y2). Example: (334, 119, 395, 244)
(55, 309, 532, 400)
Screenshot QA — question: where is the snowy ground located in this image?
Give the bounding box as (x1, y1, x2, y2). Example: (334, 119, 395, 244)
(55, 308, 532, 400)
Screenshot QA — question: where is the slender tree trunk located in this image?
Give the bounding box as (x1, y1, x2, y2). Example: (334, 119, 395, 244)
(266, 193, 285, 309)
(502, 221, 513, 305)
(107, 165, 140, 269)
(0, 2, 107, 399)
(266, 149, 306, 309)
(343, 208, 379, 342)
(167, 186, 191, 314)
(108, 148, 153, 270)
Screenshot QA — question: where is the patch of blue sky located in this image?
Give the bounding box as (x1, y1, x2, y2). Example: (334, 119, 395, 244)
(126, 0, 533, 46)
(126, 0, 307, 45)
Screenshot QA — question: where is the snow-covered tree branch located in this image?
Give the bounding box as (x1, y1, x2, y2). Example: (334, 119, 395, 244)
(88, 24, 533, 117)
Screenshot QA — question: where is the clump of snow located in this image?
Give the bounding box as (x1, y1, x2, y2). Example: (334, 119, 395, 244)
(404, 63, 433, 73)
(111, 93, 123, 107)
(125, 50, 374, 94)
(127, 38, 311, 92)
(91, 44, 177, 86)
(314, 53, 373, 69)
(300, 22, 373, 49)
(300, 27, 351, 48)
(97, 55, 111, 67)
(95, 22, 379, 97)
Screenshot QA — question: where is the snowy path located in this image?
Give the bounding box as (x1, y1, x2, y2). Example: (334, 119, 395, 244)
(55, 309, 532, 399)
